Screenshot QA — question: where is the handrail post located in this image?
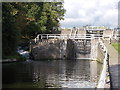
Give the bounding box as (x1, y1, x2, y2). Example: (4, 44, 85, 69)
(41, 35, 42, 39)
(47, 34, 48, 39)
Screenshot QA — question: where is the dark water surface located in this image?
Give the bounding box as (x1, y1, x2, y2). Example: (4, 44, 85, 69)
(2, 59, 102, 88)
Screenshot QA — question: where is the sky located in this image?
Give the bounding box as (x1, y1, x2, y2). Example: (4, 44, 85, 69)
(60, 0, 119, 28)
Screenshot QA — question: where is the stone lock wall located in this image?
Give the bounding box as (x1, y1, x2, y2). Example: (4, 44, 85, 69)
(91, 38, 98, 60)
(31, 38, 105, 60)
(31, 39, 68, 60)
(97, 43, 104, 63)
(31, 38, 76, 60)
(66, 39, 74, 59)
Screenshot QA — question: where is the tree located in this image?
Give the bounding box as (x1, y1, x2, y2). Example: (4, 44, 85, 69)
(2, 2, 66, 58)
(2, 3, 19, 56)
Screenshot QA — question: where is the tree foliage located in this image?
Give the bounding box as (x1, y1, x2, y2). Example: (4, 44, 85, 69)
(2, 2, 65, 57)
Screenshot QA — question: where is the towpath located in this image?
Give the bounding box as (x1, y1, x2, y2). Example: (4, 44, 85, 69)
(103, 40, 120, 89)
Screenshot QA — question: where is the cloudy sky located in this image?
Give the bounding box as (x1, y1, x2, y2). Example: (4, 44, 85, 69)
(60, 0, 119, 28)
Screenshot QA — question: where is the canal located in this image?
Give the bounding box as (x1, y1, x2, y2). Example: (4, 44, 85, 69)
(2, 59, 102, 88)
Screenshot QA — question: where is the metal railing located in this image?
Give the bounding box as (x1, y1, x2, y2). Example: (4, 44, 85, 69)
(69, 29, 73, 38)
(34, 34, 103, 40)
(97, 38, 108, 89)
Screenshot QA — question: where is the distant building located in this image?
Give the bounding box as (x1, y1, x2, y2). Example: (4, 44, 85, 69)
(85, 26, 107, 36)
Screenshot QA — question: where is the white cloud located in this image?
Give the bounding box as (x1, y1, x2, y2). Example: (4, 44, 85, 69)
(60, 0, 119, 28)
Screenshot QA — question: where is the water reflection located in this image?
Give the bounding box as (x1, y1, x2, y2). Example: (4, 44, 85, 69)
(2, 59, 102, 88)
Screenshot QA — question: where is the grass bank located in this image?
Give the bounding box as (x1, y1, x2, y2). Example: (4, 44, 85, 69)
(112, 43, 120, 54)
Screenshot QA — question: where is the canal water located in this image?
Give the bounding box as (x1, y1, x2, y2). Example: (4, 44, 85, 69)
(2, 59, 102, 88)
